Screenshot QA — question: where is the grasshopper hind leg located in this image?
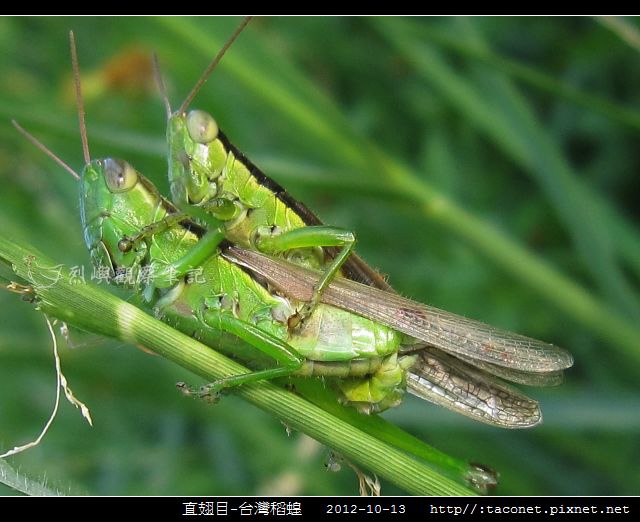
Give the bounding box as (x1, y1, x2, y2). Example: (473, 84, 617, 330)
(255, 225, 356, 322)
(195, 310, 306, 392)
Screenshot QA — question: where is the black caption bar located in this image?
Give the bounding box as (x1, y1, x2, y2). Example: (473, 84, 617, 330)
(1, 496, 636, 520)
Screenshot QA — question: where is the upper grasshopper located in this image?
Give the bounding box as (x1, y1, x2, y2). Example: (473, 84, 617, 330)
(144, 18, 393, 327)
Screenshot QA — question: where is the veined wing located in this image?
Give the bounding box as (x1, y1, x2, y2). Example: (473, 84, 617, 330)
(446, 355, 564, 387)
(407, 347, 542, 428)
(223, 247, 573, 374)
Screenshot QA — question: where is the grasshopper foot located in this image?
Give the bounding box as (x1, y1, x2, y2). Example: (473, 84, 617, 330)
(176, 381, 222, 404)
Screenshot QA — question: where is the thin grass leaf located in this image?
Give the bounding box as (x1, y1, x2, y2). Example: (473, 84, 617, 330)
(416, 21, 640, 131)
(597, 16, 640, 52)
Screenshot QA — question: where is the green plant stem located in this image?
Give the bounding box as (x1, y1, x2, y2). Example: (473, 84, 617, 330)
(0, 234, 476, 496)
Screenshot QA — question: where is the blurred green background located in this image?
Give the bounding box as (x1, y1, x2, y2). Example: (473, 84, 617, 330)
(1, 16, 639, 496)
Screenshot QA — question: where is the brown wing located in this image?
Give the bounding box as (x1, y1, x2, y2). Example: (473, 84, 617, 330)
(223, 246, 573, 374)
(407, 348, 542, 428)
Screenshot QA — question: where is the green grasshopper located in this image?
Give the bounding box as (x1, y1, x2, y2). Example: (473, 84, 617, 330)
(16, 30, 572, 430)
(71, 154, 572, 426)
(80, 155, 572, 426)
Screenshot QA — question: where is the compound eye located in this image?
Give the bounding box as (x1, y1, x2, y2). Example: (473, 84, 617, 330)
(104, 158, 138, 193)
(186, 110, 218, 144)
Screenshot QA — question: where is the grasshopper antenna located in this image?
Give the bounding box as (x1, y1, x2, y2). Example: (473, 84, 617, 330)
(178, 16, 253, 114)
(69, 30, 91, 165)
(152, 52, 172, 119)
(12, 120, 80, 180)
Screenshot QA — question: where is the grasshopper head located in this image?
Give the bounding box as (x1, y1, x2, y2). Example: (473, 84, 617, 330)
(80, 158, 161, 276)
(167, 109, 224, 207)
(165, 16, 251, 208)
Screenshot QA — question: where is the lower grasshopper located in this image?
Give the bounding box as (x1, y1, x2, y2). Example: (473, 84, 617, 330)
(95, 23, 575, 424)
(77, 156, 572, 426)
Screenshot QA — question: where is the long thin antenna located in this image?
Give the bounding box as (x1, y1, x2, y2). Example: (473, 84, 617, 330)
(152, 52, 172, 119)
(12, 120, 81, 180)
(69, 30, 91, 165)
(178, 16, 253, 115)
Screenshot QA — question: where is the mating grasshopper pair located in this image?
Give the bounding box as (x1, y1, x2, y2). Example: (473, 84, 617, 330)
(15, 20, 572, 435)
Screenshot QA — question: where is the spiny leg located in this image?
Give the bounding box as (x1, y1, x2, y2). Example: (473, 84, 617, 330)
(119, 199, 237, 254)
(151, 225, 227, 287)
(118, 213, 187, 254)
(182, 311, 305, 400)
(256, 225, 355, 321)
